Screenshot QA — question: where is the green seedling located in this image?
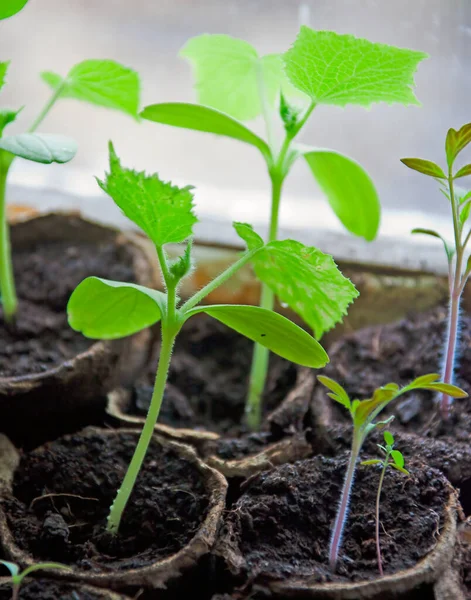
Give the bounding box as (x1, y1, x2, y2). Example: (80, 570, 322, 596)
(65, 144, 359, 534)
(0, 18, 140, 322)
(317, 374, 466, 571)
(140, 27, 428, 430)
(361, 431, 409, 576)
(0, 560, 70, 600)
(401, 124, 471, 420)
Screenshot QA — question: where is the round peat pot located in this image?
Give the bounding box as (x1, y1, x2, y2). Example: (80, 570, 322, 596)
(106, 315, 318, 478)
(0, 576, 132, 599)
(215, 454, 458, 599)
(0, 213, 158, 447)
(0, 428, 227, 591)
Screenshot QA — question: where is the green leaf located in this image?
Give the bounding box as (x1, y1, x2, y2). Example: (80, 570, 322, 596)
(361, 459, 382, 467)
(41, 60, 140, 118)
(391, 449, 405, 469)
(140, 103, 271, 162)
(411, 229, 454, 263)
(390, 464, 410, 475)
(180, 34, 289, 121)
(455, 164, 471, 179)
(0, 560, 19, 578)
(0, 133, 77, 164)
(233, 222, 264, 251)
(0, 107, 22, 135)
(188, 304, 329, 368)
(302, 148, 380, 241)
(284, 27, 427, 107)
(97, 143, 197, 246)
(68, 277, 166, 340)
(317, 375, 351, 410)
(354, 384, 400, 428)
(420, 382, 468, 398)
(0, 0, 28, 20)
(251, 239, 358, 338)
(383, 431, 394, 446)
(279, 92, 301, 133)
(446, 124, 471, 170)
(400, 158, 446, 179)
(408, 373, 440, 386)
(169, 240, 193, 282)
(0, 62, 8, 92)
(461, 202, 471, 228)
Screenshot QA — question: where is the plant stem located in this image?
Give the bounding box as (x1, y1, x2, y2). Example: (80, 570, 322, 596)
(441, 173, 464, 419)
(11, 582, 19, 600)
(329, 436, 361, 571)
(245, 173, 283, 430)
(28, 82, 65, 133)
(0, 163, 17, 322)
(106, 326, 176, 534)
(375, 460, 388, 576)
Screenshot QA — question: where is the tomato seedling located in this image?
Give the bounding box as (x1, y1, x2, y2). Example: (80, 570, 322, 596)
(140, 27, 428, 429)
(402, 124, 471, 419)
(317, 374, 466, 571)
(361, 431, 409, 576)
(0, 560, 70, 600)
(65, 144, 362, 534)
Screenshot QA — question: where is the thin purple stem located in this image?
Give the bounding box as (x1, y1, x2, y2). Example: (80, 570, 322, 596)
(441, 289, 461, 419)
(329, 438, 361, 571)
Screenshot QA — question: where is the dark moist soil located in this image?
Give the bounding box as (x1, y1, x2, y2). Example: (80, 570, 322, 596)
(220, 454, 450, 586)
(0, 579, 112, 600)
(0, 240, 135, 378)
(3, 429, 208, 571)
(124, 315, 298, 459)
(313, 306, 471, 441)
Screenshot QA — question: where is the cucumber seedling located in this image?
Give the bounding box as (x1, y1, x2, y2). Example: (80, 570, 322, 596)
(317, 374, 466, 571)
(0, 560, 70, 600)
(66, 144, 361, 534)
(402, 124, 471, 419)
(0, 12, 140, 322)
(361, 431, 409, 576)
(140, 27, 428, 429)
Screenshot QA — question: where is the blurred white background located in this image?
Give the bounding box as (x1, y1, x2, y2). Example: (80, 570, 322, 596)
(1, 0, 470, 267)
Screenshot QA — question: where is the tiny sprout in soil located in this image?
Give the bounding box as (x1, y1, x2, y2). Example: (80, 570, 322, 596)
(0, 8, 140, 323)
(361, 430, 409, 576)
(67, 143, 338, 534)
(402, 123, 471, 420)
(0, 560, 70, 600)
(140, 27, 428, 430)
(317, 373, 466, 571)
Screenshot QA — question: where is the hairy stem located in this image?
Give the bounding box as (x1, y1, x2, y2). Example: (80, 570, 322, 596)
(329, 437, 361, 570)
(375, 460, 388, 576)
(245, 174, 283, 430)
(0, 163, 17, 322)
(441, 173, 463, 419)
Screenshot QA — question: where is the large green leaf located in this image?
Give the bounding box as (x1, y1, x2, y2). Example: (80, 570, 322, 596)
(180, 34, 292, 121)
(252, 239, 358, 338)
(97, 143, 198, 246)
(68, 277, 166, 339)
(301, 147, 380, 241)
(41, 59, 140, 118)
(284, 27, 427, 107)
(188, 304, 328, 368)
(0, 133, 77, 164)
(0, 62, 9, 93)
(140, 103, 271, 161)
(0, 0, 28, 20)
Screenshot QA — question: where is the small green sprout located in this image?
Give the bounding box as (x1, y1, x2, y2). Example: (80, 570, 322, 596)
(0, 29, 140, 322)
(401, 123, 471, 420)
(0, 560, 70, 600)
(141, 28, 428, 429)
(361, 431, 409, 576)
(67, 144, 338, 535)
(317, 373, 466, 571)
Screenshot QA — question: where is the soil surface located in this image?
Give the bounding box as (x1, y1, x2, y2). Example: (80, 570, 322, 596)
(124, 315, 299, 458)
(312, 306, 471, 441)
(0, 579, 115, 599)
(219, 454, 450, 585)
(3, 429, 208, 571)
(0, 240, 135, 378)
